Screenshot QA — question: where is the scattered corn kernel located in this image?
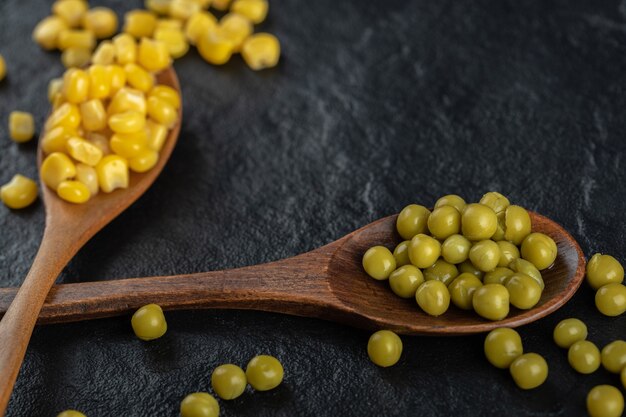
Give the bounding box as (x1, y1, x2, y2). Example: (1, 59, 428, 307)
(106, 65, 127, 94)
(0, 54, 6, 81)
(185, 11, 217, 45)
(61, 47, 91, 68)
(66, 137, 104, 166)
(145, 0, 172, 15)
(48, 78, 64, 103)
(46, 102, 81, 130)
(41, 126, 75, 154)
(108, 111, 146, 133)
(169, 0, 202, 20)
(57, 180, 91, 203)
(138, 38, 171, 72)
(153, 28, 189, 58)
(231, 0, 268, 24)
(146, 119, 168, 151)
(52, 0, 88, 28)
(92, 41, 116, 65)
(156, 19, 184, 31)
(124, 63, 155, 92)
(108, 87, 147, 115)
(129, 149, 159, 172)
(124, 10, 158, 39)
(80, 99, 108, 131)
(219, 13, 252, 52)
(96, 155, 129, 193)
(41, 152, 77, 189)
(57, 29, 96, 51)
(211, 0, 232, 11)
(113, 34, 137, 65)
(86, 132, 111, 155)
(75, 164, 99, 196)
(63, 68, 90, 104)
(87, 65, 111, 99)
(147, 96, 178, 127)
(110, 131, 149, 158)
(9, 112, 35, 143)
(82, 7, 119, 39)
(0, 175, 38, 209)
(32, 16, 69, 50)
(149, 85, 181, 109)
(198, 31, 234, 65)
(241, 33, 280, 70)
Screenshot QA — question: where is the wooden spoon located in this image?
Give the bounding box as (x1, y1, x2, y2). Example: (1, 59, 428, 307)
(0, 68, 181, 415)
(0, 212, 585, 335)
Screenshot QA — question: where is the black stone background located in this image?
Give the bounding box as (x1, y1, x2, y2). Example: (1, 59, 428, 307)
(1, 0, 626, 415)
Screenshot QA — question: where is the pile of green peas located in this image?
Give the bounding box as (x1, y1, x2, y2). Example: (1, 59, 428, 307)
(362, 192, 558, 320)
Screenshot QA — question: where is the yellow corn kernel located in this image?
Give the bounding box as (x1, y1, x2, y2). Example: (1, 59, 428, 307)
(96, 155, 129, 193)
(1, 175, 38, 209)
(156, 19, 184, 31)
(41, 152, 77, 190)
(219, 13, 252, 51)
(61, 47, 91, 68)
(124, 63, 155, 92)
(46, 102, 81, 130)
(108, 88, 147, 115)
(153, 28, 189, 58)
(198, 31, 234, 65)
(87, 65, 111, 100)
(149, 85, 181, 109)
(110, 130, 149, 158)
(145, 0, 172, 15)
(82, 7, 119, 39)
(185, 11, 217, 45)
(51, 93, 66, 110)
(48, 78, 64, 103)
(123, 10, 158, 38)
(86, 131, 111, 155)
(66, 136, 104, 166)
(129, 149, 159, 173)
(169, 0, 201, 20)
(147, 96, 177, 128)
(146, 119, 168, 151)
(41, 126, 75, 154)
(75, 163, 99, 196)
(113, 33, 137, 65)
(52, 0, 88, 28)
(211, 0, 232, 11)
(80, 99, 107, 131)
(63, 68, 90, 104)
(108, 111, 146, 134)
(0, 54, 6, 81)
(231, 0, 268, 24)
(57, 30, 96, 51)
(241, 33, 280, 71)
(191, 0, 212, 8)
(106, 65, 127, 94)
(33, 16, 68, 50)
(138, 38, 171, 72)
(9, 111, 35, 143)
(92, 41, 116, 65)
(57, 180, 91, 203)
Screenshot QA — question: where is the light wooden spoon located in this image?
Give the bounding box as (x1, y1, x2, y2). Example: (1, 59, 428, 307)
(0, 68, 181, 415)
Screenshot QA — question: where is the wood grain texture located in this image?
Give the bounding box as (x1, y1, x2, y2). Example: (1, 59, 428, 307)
(0, 68, 181, 417)
(0, 212, 586, 336)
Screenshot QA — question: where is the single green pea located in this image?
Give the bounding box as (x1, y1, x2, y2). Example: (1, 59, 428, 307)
(246, 355, 284, 391)
(472, 284, 509, 321)
(509, 258, 544, 290)
(180, 393, 220, 417)
(521, 232, 557, 270)
(553, 318, 588, 348)
(484, 267, 514, 285)
(211, 364, 247, 400)
(393, 240, 411, 267)
(367, 330, 403, 367)
(497, 241, 520, 267)
(503, 205, 532, 245)
(389, 265, 424, 298)
(415, 280, 450, 316)
(595, 283, 626, 317)
(362, 246, 396, 280)
(587, 254, 625, 290)
(484, 328, 523, 369)
(601, 340, 626, 373)
(423, 259, 459, 286)
(458, 260, 485, 279)
(131, 304, 167, 341)
(469, 240, 501, 272)
(441, 234, 471, 264)
(568, 340, 600, 374)
(396, 204, 431, 240)
(57, 411, 86, 417)
(449, 273, 483, 310)
(461, 203, 498, 241)
(427, 205, 461, 240)
(479, 191, 510, 220)
(491, 222, 505, 241)
(408, 234, 441, 269)
(434, 194, 466, 213)
(505, 273, 542, 310)
(587, 385, 624, 417)
(509, 353, 548, 390)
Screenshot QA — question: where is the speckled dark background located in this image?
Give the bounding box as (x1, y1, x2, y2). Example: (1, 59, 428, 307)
(1, 0, 626, 416)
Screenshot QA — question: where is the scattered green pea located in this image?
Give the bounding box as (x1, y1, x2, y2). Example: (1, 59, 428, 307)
(246, 355, 284, 391)
(362, 246, 396, 280)
(521, 232, 557, 270)
(396, 204, 430, 240)
(416, 280, 450, 316)
(180, 393, 220, 417)
(389, 265, 423, 298)
(441, 234, 472, 264)
(427, 205, 461, 240)
(601, 340, 626, 373)
(367, 330, 403, 367)
(505, 273, 542, 310)
(553, 318, 587, 348)
(393, 240, 411, 267)
(423, 259, 458, 286)
(595, 283, 626, 317)
(434, 194, 466, 213)
(484, 328, 523, 369)
(509, 353, 548, 390)
(468, 240, 501, 272)
(461, 203, 498, 241)
(211, 364, 247, 400)
(131, 304, 167, 341)
(472, 284, 509, 321)
(568, 340, 600, 374)
(587, 385, 624, 417)
(408, 233, 441, 269)
(449, 273, 483, 310)
(503, 205, 531, 245)
(586, 254, 624, 290)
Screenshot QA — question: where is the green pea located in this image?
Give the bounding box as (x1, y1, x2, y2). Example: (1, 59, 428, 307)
(505, 273, 542, 310)
(408, 234, 441, 269)
(461, 203, 498, 241)
(509, 353, 548, 390)
(389, 265, 424, 298)
(503, 205, 531, 245)
(601, 340, 626, 373)
(497, 241, 520, 267)
(587, 385, 624, 417)
(441, 234, 471, 264)
(479, 192, 510, 220)
(595, 283, 626, 317)
(458, 260, 484, 280)
(509, 258, 544, 290)
(587, 254, 625, 290)
(427, 205, 461, 240)
(553, 318, 587, 348)
(57, 411, 86, 417)
(472, 284, 509, 321)
(491, 221, 505, 241)
(568, 340, 600, 374)
(434, 194, 466, 213)
(483, 267, 514, 285)
(393, 240, 411, 267)
(521, 232, 557, 270)
(246, 355, 284, 391)
(131, 304, 167, 341)
(211, 364, 247, 400)
(469, 240, 501, 272)
(180, 393, 220, 417)
(415, 280, 450, 316)
(449, 273, 483, 310)
(367, 330, 403, 367)
(423, 259, 459, 286)
(362, 246, 396, 280)
(396, 204, 430, 240)
(484, 328, 523, 369)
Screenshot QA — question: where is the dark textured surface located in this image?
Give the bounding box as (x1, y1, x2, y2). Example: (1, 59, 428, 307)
(1, 0, 626, 416)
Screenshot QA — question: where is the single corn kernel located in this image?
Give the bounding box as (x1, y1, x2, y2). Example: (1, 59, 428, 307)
(219, 13, 253, 51)
(46, 102, 81, 130)
(80, 99, 108, 131)
(51, 93, 66, 110)
(185, 11, 217, 44)
(0, 175, 38, 209)
(155, 19, 183, 31)
(124, 63, 155, 92)
(32, 16, 68, 50)
(241, 33, 280, 70)
(41, 126, 76, 154)
(66, 137, 104, 166)
(57, 30, 96, 51)
(0, 54, 6, 81)
(147, 96, 178, 128)
(57, 180, 91, 203)
(48, 78, 64, 103)
(61, 47, 92, 68)
(75, 163, 99, 196)
(211, 0, 232, 11)
(92, 41, 116, 65)
(124, 10, 158, 39)
(108, 111, 146, 133)
(110, 130, 149, 158)
(138, 38, 171, 72)
(146, 119, 168, 151)
(113, 34, 137, 65)
(106, 65, 127, 94)
(108, 87, 147, 115)
(129, 149, 159, 173)
(9, 112, 35, 143)
(153, 28, 189, 58)
(63, 68, 90, 104)
(52, 0, 88, 28)
(82, 7, 119, 39)
(198, 31, 234, 65)
(96, 155, 129, 193)
(88, 65, 112, 100)
(231, 0, 268, 24)
(149, 85, 181, 109)
(86, 131, 111, 155)
(169, 0, 201, 20)
(41, 152, 77, 190)
(145, 0, 172, 15)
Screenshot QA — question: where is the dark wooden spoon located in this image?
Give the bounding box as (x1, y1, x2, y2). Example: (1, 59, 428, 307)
(0, 212, 586, 336)
(0, 68, 181, 415)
